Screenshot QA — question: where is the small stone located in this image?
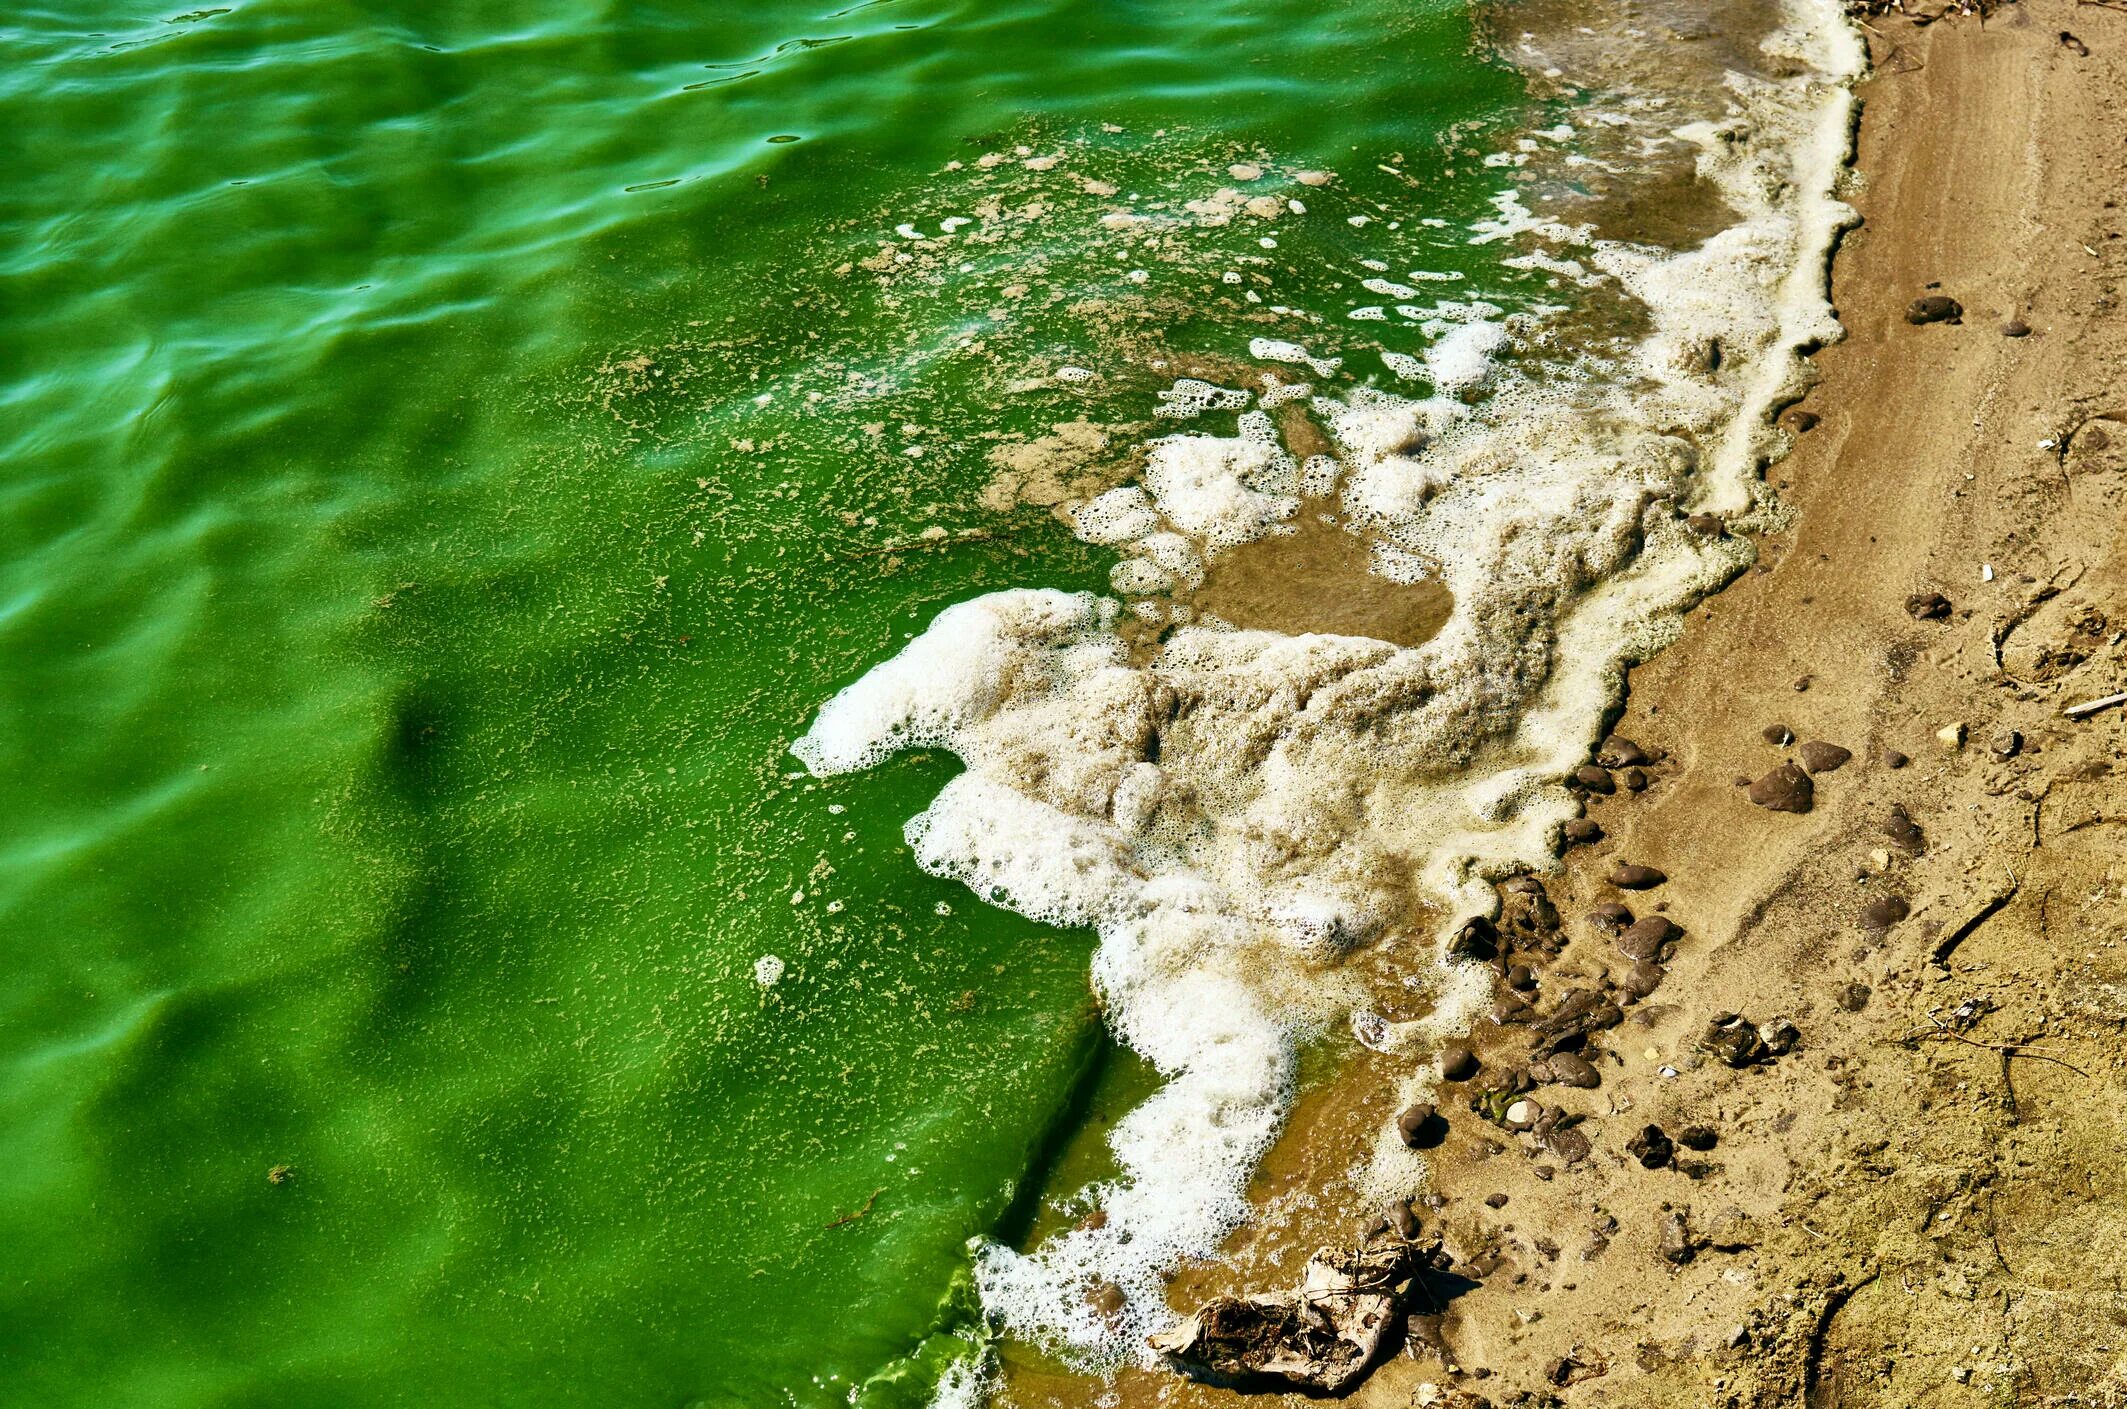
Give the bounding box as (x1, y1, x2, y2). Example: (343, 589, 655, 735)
(1835, 981, 1872, 1012)
(1658, 1210, 1698, 1264)
(1761, 723, 1794, 746)
(1884, 804, 1925, 854)
(1587, 902, 1633, 932)
(1440, 1043, 1480, 1082)
(1685, 513, 1727, 539)
(1397, 1101, 1447, 1149)
(1507, 963, 1537, 991)
(1545, 1123, 1592, 1164)
(1596, 738, 1656, 768)
(1703, 1013, 1769, 1067)
(1628, 1125, 1674, 1169)
(1484, 1192, 1509, 1209)
(1573, 764, 1615, 794)
(2002, 318, 2031, 338)
(1799, 741, 1852, 773)
(1732, 774, 1752, 787)
(1747, 762, 1814, 814)
(1881, 748, 1909, 769)
(1294, 169, 1332, 186)
(1705, 1208, 1760, 1251)
(1387, 1199, 1420, 1238)
(1905, 591, 1953, 621)
(1859, 895, 1910, 931)
(1793, 676, 1812, 692)
(1449, 916, 1499, 962)
(1609, 863, 1667, 890)
(1617, 960, 1665, 1002)
(1562, 817, 1603, 844)
(1758, 1017, 1801, 1055)
(1090, 1282, 1127, 1316)
(1678, 1125, 1717, 1152)
(1784, 408, 1820, 433)
(1906, 294, 1963, 325)
(1546, 1051, 1601, 1089)
(1621, 766, 1649, 792)
(1503, 1100, 1538, 1130)
(1936, 722, 1965, 751)
(1617, 916, 1681, 961)
(1990, 728, 2023, 760)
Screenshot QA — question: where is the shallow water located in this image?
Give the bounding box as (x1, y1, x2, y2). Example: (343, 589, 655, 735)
(1, 2, 1561, 1405)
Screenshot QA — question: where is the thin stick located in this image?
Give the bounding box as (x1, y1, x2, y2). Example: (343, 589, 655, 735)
(827, 1188, 885, 1228)
(2065, 690, 2127, 720)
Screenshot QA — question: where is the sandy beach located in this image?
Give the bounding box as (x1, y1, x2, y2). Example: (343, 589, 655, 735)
(995, 2, 2127, 1403)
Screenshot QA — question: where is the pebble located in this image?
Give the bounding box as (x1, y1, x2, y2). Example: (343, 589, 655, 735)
(1905, 591, 1953, 621)
(1860, 895, 1910, 930)
(1617, 916, 1681, 961)
(1799, 741, 1852, 773)
(1388, 1199, 1420, 1238)
(1609, 863, 1667, 890)
(1784, 409, 1820, 434)
(1747, 762, 1814, 814)
(1835, 981, 1872, 1012)
(1618, 960, 1665, 1001)
(1484, 1192, 1510, 1209)
(1761, 723, 1795, 746)
(1573, 764, 1616, 794)
(1441, 1044, 1480, 1081)
(1507, 963, 1537, 991)
(1587, 902, 1633, 932)
(1627, 1125, 1674, 1169)
(1659, 1210, 1698, 1264)
(1397, 1101, 1448, 1149)
(1545, 1123, 1591, 1163)
(1622, 766, 1649, 791)
(1881, 748, 1909, 769)
(1906, 294, 1963, 325)
(1990, 728, 2023, 760)
(1090, 1282, 1127, 1316)
(1546, 1051, 1601, 1089)
(1937, 722, 1966, 751)
(1884, 804, 1925, 854)
(1597, 737, 1657, 768)
(1685, 513, 1727, 538)
(1678, 1125, 1718, 1152)
(2002, 318, 2031, 337)
(1562, 817, 1603, 844)
(1503, 1100, 1539, 1130)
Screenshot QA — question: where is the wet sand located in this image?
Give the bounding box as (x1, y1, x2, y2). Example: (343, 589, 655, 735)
(1003, 2, 2127, 1402)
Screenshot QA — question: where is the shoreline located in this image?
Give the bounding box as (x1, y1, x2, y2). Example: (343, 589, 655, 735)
(1343, 1, 2127, 1401)
(992, 0, 2127, 1402)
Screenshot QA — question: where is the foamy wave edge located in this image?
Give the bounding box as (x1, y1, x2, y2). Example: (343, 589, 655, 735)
(792, 0, 1864, 1386)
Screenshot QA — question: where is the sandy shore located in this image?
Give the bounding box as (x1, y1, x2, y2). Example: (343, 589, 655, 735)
(1328, 3, 2127, 1402)
(996, 2, 2127, 1404)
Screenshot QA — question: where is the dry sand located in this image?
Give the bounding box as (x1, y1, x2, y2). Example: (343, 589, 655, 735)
(997, 1, 2127, 1403)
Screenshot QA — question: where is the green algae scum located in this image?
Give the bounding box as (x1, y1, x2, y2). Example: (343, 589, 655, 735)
(2, 0, 1862, 1403)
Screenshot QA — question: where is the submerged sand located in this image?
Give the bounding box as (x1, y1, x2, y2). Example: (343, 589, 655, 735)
(994, 0, 2127, 1403)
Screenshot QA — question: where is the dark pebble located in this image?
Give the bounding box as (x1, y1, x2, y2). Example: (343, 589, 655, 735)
(1678, 1125, 1718, 1152)
(1388, 1199, 1420, 1238)
(1794, 676, 1812, 692)
(1441, 1043, 1480, 1082)
(1609, 863, 1667, 890)
(2003, 318, 2031, 338)
(1884, 804, 1925, 854)
(1617, 959, 1665, 1001)
(1627, 1125, 1674, 1170)
(1732, 774, 1752, 787)
(1562, 817, 1603, 844)
(1091, 1282, 1127, 1315)
(1761, 723, 1795, 746)
(1617, 915, 1681, 961)
(1835, 981, 1872, 1012)
(1622, 766, 1649, 792)
(1545, 1123, 1592, 1164)
(1881, 748, 1909, 769)
(1905, 591, 1952, 621)
(1597, 737, 1657, 768)
(1799, 740, 1852, 773)
(1587, 902, 1633, 932)
(1492, 995, 1532, 1025)
(1397, 1102, 1448, 1150)
(1784, 409, 1820, 434)
(1990, 728, 2023, 761)
(1906, 294, 1963, 325)
(1483, 1192, 1509, 1209)
(1546, 1051, 1600, 1089)
(1860, 895, 1910, 931)
(1686, 513, 1727, 539)
(1747, 762, 1814, 814)
(1507, 963, 1537, 991)
(1573, 764, 1615, 795)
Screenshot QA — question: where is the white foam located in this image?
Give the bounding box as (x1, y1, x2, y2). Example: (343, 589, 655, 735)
(801, 0, 1866, 1378)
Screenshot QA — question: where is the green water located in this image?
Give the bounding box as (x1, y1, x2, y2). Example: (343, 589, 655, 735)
(2, 2, 1533, 1403)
